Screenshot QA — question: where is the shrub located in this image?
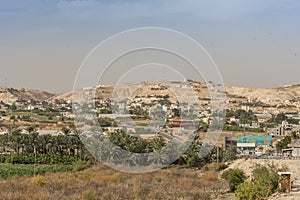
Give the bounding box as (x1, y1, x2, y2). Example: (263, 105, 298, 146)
(224, 169, 246, 192)
(251, 164, 279, 195)
(235, 163, 285, 199)
(235, 179, 268, 200)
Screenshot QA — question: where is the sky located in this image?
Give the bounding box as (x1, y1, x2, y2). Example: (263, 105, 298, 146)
(0, 0, 300, 93)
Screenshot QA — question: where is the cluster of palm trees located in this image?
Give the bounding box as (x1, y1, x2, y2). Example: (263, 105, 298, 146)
(80, 130, 234, 168)
(0, 126, 237, 168)
(80, 130, 188, 167)
(0, 128, 86, 158)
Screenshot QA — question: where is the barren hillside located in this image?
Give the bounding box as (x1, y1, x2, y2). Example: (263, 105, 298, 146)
(226, 85, 300, 104)
(3, 82, 300, 111)
(0, 88, 55, 104)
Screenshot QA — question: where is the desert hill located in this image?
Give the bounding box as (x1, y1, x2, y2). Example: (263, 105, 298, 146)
(0, 88, 55, 104)
(52, 82, 300, 104)
(226, 84, 300, 104)
(2, 82, 300, 111)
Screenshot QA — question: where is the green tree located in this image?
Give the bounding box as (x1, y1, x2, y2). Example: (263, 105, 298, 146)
(276, 136, 291, 153)
(252, 164, 279, 194)
(149, 137, 165, 151)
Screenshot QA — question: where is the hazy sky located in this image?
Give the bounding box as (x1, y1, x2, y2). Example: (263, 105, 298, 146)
(0, 0, 300, 93)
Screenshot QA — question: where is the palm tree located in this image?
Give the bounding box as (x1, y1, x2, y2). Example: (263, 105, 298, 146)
(11, 130, 22, 154)
(101, 140, 123, 164)
(75, 132, 85, 158)
(123, 152, 142, 167)
(28, 131, 39, 154)
(39, 134, 52, 154)
(85, 133, 105, 166)
(148, 149, 170, 166)
(149, 137, 166, 151)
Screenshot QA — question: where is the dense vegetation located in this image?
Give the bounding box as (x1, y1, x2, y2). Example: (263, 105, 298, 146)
(0, 164, 74, 179)
(226, 109, 258, 124)
(222, 124, 264, 132)
(268, 113, 300, 125)
(0, 128, 85, 156)
(223, 164, 289, 200)
(0, 128, 237, 177)
(0, 128, 91, 178)
(0, 153, 85, 165)
(106, 131, 236, 168)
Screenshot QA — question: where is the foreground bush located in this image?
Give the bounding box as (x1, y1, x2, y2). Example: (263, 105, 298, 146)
(235, 163, 287, 199)
(223, 168, 246, 192)
(235, 179, 269, 200)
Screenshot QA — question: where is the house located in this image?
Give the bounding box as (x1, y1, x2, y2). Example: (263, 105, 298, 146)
(224, 136, 237, 150)
(288, 139, 300, 157)
(126, 127, 136, 133)
(27, 105, 35, 110)
(268, 127, 282, 136)
(282, 120, 293, 130)
(61, 112, 75, 118)
(255, 113, 272, 123)
(239, 122, 260, 129)
(36, 130, 64, 136)
(241, 105, 250, 112)
(202, 117, 212, 125)
(229, 116, 240, 125)
(167, 119, 197, 130)
(267, 121, 294, 136)
(20, 130, 29, 134)
(0, 131, 8, 135)
(237, 143, 256, 155)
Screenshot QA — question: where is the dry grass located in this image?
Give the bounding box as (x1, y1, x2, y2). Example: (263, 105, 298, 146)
(0, 164, 228, 200)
